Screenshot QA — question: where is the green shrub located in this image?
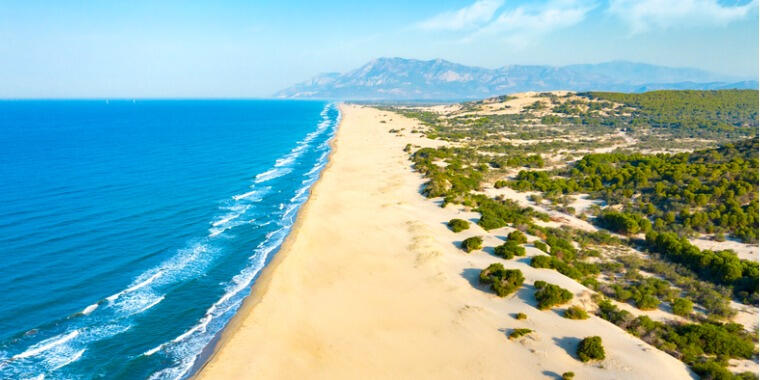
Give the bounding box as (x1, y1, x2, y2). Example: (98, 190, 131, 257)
(494, 241, 526, 259)
(509, 328, 533, 340)
(562, 372, 575, 380)
(479, 263, 524, 297)
(515, 312, 527, 320)
(507, 230, 528, 244)
(564, 306, 589, 320)
(534, 281, 573, 310)
(597, 211, 650, 235)
(577, 336, 605, 362)
(461, 236, 483, 252)
(672, 298, 693, 317)
(531, 255, 553, 268)
(635, 294, 660, 310)
(448, 218, 470, 233)
(692, 359, 758, 380)
(534, 241, 548, 252)
(495, 180, 508, 188)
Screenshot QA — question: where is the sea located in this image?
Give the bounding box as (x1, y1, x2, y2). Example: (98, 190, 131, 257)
(0, 100, 340, 379)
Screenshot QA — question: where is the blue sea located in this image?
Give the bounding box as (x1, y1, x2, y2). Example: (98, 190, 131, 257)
(0, 100, 340, 379)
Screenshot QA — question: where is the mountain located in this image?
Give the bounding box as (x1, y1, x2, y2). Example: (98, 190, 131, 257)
(274, 57, 758, 100)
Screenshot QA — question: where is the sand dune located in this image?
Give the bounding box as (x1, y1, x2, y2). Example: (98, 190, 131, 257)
(196, 105, 694, 380)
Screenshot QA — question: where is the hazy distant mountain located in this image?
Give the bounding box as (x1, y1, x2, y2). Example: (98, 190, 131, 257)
(274, 57, 757, 100)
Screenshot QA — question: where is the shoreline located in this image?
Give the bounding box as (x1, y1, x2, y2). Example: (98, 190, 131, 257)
(189, 103, 345, 378)
(195, 104, 695, 380)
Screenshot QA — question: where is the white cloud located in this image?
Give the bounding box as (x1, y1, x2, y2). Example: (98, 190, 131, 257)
(469, 0, 595, 47)
(609, 0, 757, 33)
(417, 0, 504, 31)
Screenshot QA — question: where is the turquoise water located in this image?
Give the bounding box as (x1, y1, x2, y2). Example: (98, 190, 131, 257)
(0, 100, 340, 379)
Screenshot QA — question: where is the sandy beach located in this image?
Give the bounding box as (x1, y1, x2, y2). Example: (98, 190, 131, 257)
(196, 104, 695, 380)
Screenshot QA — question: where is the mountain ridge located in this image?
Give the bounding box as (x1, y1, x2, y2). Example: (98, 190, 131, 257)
(274, 57, 757, 100)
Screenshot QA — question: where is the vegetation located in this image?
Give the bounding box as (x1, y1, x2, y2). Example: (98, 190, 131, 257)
(507, 230, 528, 244)
(597, 211, 650, 235)
(448, 218, 470, 233)
(508, 328, 533, 340)
(494, 241, 525, 259)
(610, 253, 735, 318)
(534, 281, 573, 310)
(461, 236, 483, 253)
(393, 90, 759, 379)
(562, 372, 575, 380)
(564, 305, 589, 320)
(511, 139, 759, 243)
(479, 263, 524, 297)
(601, 276, 674, 311)
(583, 90, 758, 142)
(645, 231, 758, 303)
(596, 299, 757, 375)
(671, 298, 693, 317)
(515, 312, 527, 320)
(474, 195, 548, 230)
(576, 336, 605, 362)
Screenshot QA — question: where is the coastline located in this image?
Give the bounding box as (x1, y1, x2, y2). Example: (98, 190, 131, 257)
(195, 104, 695, 380)
(189, 103, 345, 378)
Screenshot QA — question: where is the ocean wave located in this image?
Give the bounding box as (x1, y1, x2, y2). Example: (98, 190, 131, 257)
(12, 331, 80, 360)
(106, 271, 163, 304)
(50, 349, 84, 371)
(253, 167, 292, 183)
(144, 225, 289, 380)
(81, 303, 99, 316)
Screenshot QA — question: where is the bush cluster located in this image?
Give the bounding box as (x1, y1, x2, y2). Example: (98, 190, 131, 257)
(507, 230, 528, 243)
(596, 299, 756, 375)
(577, 336, 605, 362)
(494, 241, 525, 259)
(671, 298, 693, 317)
(479, 263, 524, 297)
(534, 281, 573, 310)
(564, 305, 589, 320)
(448, 218, 470, 233)
(508, 328, 533, 340)
(645, 231, 758, 302)
(461, 236, 483, 253)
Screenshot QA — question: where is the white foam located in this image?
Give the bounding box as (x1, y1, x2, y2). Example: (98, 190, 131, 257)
(305, 161, 324, 177)
(81, 303, 98, 315)
(290, 186, 309, 203)
(274, 155, 296, 168)
(230, 190, 255, 201)
(106, 271, 162, 303)
(254, 167, 292, 183)
(13, 331, 79, 360)
(136, 295, 165, 314)
(211, 215, 237, 227)
(143, 225, 291, 379)
(210, 206, 250, 228)
(50, 349, 85, 371)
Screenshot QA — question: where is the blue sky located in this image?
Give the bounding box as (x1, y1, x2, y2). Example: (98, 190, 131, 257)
(0, 0, 757, 98)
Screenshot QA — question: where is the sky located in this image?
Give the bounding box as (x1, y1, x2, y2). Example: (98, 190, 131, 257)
(0, 0, 757, 98)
